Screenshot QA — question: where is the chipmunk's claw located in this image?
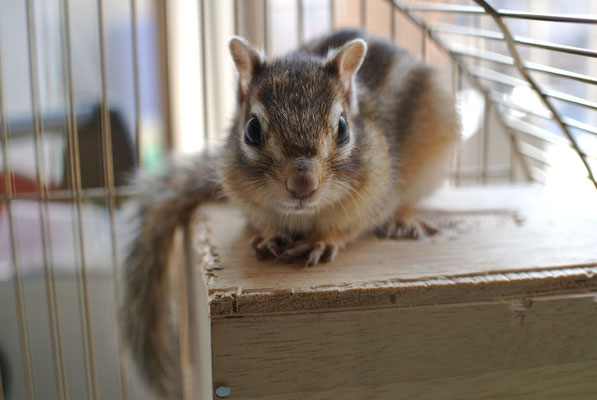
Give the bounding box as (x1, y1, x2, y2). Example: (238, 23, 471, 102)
(306, 242, 338, 267)
(380, 218, 438, 240)
(251, 234, 294, 260)
(276, 241, 312, 263)
(274, 240, 339, 267)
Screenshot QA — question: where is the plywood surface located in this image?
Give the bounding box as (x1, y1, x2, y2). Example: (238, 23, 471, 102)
(189, 185, 597, 317)
(211, 293, 597, 399)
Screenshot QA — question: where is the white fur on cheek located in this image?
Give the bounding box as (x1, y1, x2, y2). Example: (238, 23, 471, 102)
(329, 102, 344, 130)
(241, 143, 262, 162)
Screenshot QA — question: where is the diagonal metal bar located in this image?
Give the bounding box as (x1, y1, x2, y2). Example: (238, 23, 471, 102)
(472, 0, 597, 190)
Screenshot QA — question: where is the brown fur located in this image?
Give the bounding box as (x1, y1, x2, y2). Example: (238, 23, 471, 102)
(123, 29, 460, 396)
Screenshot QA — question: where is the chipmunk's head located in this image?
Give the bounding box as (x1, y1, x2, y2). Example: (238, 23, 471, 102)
(223, 36, 368, 216)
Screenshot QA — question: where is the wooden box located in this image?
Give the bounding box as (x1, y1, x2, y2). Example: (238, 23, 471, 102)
(180, 186, 597, 399)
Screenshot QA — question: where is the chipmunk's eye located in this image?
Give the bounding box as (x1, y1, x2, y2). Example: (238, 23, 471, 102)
(336, 115, 349, 146)
(244, 117, 263, 146)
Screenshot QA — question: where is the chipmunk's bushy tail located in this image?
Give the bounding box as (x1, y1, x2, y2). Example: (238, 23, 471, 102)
(122, 152, 221, 397)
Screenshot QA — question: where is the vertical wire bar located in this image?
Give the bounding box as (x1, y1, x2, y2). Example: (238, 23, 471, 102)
(421, 29, 427, 61)
(390, 5, 396, 41)
(0, 370, 4, 400)
(475, 12, 483, 184)
(482, 99, 490, 183)
(454, 64, 462, 186)
(509, 131, 515, 182)
(449, 58, 457, 185)
(233, 0, 241, 112)
(0, 24, 36, 400)
(131, 0, 141, 166)
(360, 0, 366, 29)
(60, 0, 98, 397)
(263, 0, 269, 54)
(24, 1, 68, 398)
(155, 1, 173, 150)
(96, 0, 130, 398)
(507, 126, 530, 182)
(234, 0, 240, 36)
(198, 0, 210, 146)
(329, 0, 334, 30)
(298, 0, 304, 45)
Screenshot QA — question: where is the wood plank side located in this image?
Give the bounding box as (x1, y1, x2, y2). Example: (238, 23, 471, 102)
(211, 293, 597, 400)
(254, 360, 597, 400)
(193, 186, 597, 316)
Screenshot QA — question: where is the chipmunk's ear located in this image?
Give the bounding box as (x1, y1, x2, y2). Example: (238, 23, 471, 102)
(229, 36, 264, 102)
(325, 38, 367, 94)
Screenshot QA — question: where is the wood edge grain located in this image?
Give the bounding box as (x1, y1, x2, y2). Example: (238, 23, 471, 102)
(186, 214, 216, 398)
(207, 266, 597, 317)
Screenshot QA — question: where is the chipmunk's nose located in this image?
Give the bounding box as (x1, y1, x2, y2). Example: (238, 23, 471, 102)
(286, 158, 320, 200)
(286, 174, 319, 200)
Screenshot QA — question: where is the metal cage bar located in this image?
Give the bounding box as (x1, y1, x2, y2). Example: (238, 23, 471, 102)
(96, 0, 130, 398)
(388, 0, 533, 184)
(360, 0, 366, 29)
(453, 63, 462, 185)
(433, 24, 597, 59)
(498, 10, 597, 24)
(297, 0, 305, 45)
(474, 0, 597, 189)
(263, 0, 270, 54)
(59, 0, 100, 398)
(198, 0, 210, 149)
(405, 3, 485, 15)
(482, 99, 490, 183)
(131, 0, 142, 166)
(395, 0, 597, 189)
(24, 1, 69, 398)
(0, 21, 36, 400)
(453, 47, 597, 86)
(469, 66, 597, 115)
(406, 3, 597, 24)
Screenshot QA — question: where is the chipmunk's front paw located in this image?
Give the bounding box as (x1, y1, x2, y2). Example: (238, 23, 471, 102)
(277, 241, 339, 267)
(381, 217, 438, 240)
(251, 234, 294, 260)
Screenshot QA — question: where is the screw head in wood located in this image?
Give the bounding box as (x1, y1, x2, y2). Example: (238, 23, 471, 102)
(215, 385, 231, 398)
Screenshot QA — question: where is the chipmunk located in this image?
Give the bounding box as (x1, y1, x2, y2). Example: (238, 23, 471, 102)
(123, 28, 460, 397)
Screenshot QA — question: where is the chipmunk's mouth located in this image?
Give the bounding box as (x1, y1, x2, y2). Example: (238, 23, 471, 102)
(294, 201, 310, 210)
(278, 199, 318, 213)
